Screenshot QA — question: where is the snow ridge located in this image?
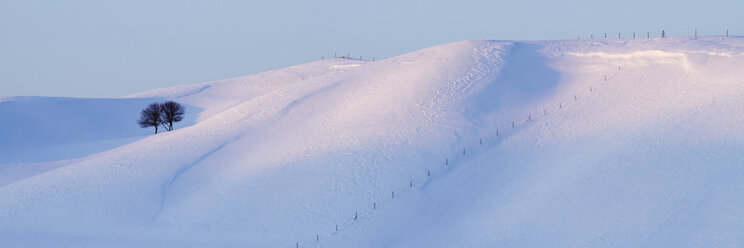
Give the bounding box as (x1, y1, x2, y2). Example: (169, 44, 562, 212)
(1, 37, 743, 247)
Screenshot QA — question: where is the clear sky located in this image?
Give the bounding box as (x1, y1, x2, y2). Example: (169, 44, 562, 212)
(1, 0, 741, 98)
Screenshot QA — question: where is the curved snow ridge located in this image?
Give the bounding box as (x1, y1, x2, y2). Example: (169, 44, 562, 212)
(299, 57, 629, 248)
(330, 63, 363, 69)
(567, 50, 687, 59)
(126, 82, 213, 99)
(1, 37, 744, 247)
(567, 50, 691, 69)
(155, 135, 243, 219)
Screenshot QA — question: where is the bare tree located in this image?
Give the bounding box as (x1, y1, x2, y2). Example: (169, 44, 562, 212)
(160, 101, 184, 131)
(138, 102, 163, 134)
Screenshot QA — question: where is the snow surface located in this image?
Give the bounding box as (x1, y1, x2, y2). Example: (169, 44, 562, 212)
(1, 36, 743, 247)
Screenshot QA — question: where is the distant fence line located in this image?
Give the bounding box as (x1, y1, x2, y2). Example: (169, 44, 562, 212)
(291, 53, 634, 247)
(318, 29, 739, 63)
(320, 53, 380, 62)
(577, 28, 737, 40)
(294, 29, 741, 246)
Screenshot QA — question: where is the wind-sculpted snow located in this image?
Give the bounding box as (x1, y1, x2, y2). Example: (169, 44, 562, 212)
(0, 37, 743, 247)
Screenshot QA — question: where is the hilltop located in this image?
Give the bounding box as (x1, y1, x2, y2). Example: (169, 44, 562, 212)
(1, 37, 743, 247)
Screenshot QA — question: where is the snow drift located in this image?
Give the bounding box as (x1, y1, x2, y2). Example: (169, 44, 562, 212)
(1, 36, 743, 247)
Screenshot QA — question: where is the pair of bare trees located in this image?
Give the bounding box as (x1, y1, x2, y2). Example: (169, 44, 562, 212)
(137, 101, 184, 134)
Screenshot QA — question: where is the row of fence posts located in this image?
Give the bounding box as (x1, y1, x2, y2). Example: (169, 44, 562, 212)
(321, 52, 377, 62)
(579, 29, 731, 40)
(293, 64, 625, 247)
(324, 30, 734, 62)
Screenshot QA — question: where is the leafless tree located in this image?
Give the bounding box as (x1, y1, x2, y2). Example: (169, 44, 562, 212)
(160, 101, 184, 131)
(138, 102, 163, 134)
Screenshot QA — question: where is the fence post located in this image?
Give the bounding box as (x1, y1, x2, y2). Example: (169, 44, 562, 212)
(480, 138, 482, 145)
(317, 234, 319, 242)
(296, 242, 299, 248)
(618, 32, 621, 39)
(604, 75, 607, 81)
(410, 180, 413, 187)
(604, 32, 607, 38)
(633, 32, 636, 39)
(591, 34, 593, 39)
(544, 110, 547, 116)
(427, 170, 430, 176)
(374, 202, 376, 209)
(463, 149, 465, 155)
(575, 95, 577, 101)
(590, 86, 592, 92)
(559, 102, 562, 109)
(446, 158, 448, 165)
(496, 129, 499, 136)
(392, 191, 395, 198)
(355, 212, 358, 220)
(726, 29, 729, 37)
(512, 121, 515, 128)
(647, 32, 650, 39)
(336, 224, 338, 232)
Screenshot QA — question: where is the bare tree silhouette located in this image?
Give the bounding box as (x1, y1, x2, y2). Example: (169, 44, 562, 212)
(138, 102, 163, 134)
(160, 101, 184, 131)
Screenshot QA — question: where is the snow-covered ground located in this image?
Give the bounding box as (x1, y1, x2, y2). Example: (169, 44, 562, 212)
(1, 36, 743, 247)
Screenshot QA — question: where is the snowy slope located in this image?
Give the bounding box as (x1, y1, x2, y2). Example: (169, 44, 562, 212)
(1, 36, 743, 247)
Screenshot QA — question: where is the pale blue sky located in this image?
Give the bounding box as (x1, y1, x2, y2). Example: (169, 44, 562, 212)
(1, 0, 741, 98)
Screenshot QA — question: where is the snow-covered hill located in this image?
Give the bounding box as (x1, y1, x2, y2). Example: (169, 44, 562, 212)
(1, 36, 743, 247)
